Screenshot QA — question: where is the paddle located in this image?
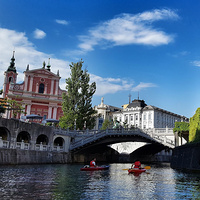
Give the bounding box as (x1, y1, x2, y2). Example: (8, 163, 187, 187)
(122, 166, 151, 170)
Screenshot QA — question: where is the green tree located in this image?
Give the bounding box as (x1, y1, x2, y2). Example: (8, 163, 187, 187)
(189, 108, 200, 142)
(59, 60, 96, 130)
(101, 119, 112, 130)
(0, 98, 6, 114)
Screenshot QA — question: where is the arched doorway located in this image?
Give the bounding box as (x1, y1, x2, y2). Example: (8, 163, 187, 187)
(17, 131, 31, 143)
(0, 127, 10, 141)
(36, 134, 48, 145)
(54, 137, 65, 146)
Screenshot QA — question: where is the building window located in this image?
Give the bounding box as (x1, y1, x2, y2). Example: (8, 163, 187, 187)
(143, 114, 146, 120)
(149, 113, 151, 120)
(9, 77, 13, 83)
(39, 83, 44, 93)
(131, 115, 133, 121)
(135, 114, 138, 120)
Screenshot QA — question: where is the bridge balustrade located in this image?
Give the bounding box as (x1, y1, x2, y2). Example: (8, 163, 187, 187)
(70, 127, 175, 150)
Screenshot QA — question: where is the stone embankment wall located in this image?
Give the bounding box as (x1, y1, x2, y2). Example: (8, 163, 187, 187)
(0, 149, 71, 165)
(171, 142, 200, 171)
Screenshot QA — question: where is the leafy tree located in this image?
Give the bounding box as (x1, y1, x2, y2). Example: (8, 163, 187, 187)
(101, 119, 112, 130)
(7, 99, 26, 118)
(189, 108, 200, 142)
(173, 122, 189, 136)
(0, 98, 6, 114)
(0, 98, 25, 118)
(59, 60, 96, 130)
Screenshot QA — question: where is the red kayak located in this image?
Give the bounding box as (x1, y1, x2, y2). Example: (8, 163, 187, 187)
(80, 165, 109, 171)
(128, 168, 146, 173)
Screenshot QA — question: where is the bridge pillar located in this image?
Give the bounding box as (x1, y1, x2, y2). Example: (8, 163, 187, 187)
(174, 132, 179, 146)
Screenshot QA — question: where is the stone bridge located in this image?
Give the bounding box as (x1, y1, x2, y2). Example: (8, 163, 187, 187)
(0, 117, 177, 164)
(69, 127, 175, 152)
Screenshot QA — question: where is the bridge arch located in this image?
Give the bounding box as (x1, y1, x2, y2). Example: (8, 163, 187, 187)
(36, 134, 49, 145)
(0, 127, 11, 141)
(54, 137, 65, 147)
(17, 131, 31, 143)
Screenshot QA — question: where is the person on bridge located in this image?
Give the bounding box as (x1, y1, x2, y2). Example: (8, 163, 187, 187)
(90, 158, 97, 167)
(131, 160, 141, 169)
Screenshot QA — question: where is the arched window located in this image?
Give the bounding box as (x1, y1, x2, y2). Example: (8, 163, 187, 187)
(9, 77, 13, 83)
(39, 83, 44, 93)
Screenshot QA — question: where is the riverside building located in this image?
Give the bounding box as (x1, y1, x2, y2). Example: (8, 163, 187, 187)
(2, 52, 67, 121)
(95, 97, 189, 130)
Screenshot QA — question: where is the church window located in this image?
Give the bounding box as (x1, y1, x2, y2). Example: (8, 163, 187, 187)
(39, 83, 44, 93)
(9, 77, 13, 83)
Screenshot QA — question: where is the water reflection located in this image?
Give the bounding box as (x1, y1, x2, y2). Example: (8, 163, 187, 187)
(0, 164, 199, 199)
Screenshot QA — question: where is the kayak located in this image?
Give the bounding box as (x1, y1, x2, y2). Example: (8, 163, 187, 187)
(80, 165, 109, 171)
(128, 168, 146, 173)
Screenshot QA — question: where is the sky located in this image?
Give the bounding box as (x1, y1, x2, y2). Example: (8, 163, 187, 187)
(0, 0, 200, 118)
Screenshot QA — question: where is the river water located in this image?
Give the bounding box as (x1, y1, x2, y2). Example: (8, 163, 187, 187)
(0, 163, 199, 200)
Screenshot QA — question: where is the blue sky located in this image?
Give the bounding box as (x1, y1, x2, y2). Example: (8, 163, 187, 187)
(0, 0, 200, 118)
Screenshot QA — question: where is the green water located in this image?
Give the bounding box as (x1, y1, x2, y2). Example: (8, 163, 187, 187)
(0, 163, 199, 199)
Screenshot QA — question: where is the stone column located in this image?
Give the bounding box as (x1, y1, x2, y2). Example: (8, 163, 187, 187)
(174, 132, 179, 147)
(50, 79, 54, 95)
(48, 106, 53, 119)
(26, 104, 31, 115)
(53, 107, 57, 119)
(36, 83, 39, 93)
(29, 76, 33, 92)
(55, 80, 59, 95)
(24, 75, 28, 91)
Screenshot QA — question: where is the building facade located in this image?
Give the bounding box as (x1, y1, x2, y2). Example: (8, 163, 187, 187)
(2, 53, 67, 121)
(95, 98, 189, 130)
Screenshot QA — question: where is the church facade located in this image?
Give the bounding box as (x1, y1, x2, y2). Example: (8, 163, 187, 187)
(2, 53, 67, 121)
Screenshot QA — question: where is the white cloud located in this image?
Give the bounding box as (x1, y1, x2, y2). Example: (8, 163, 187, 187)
(33, 29, 46, 39)
(132, 82, 157, 92)
(191, 60, 200, 67)
(0, 28, 70, 89)
(77, 8, 178, 53)
(90, 74, 156, 96)
(55, 19, 69, 25)
(0, 28, 157, 97)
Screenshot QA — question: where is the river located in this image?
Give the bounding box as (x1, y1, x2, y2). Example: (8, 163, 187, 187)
(0, 163, 199, 200)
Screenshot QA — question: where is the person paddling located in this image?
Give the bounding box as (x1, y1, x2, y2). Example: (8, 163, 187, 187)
(90, 158, 97, 167)
(131, 160, 141, 169)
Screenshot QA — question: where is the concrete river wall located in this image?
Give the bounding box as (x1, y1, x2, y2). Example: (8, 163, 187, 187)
(171, 142, 200, 171)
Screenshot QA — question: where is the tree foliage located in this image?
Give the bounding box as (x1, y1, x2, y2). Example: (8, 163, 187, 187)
(59, 60, 96, 130)
(101, 119, 113, 130)
(189, 108, 200, 142)
(0, 98, 25, 117)
(173, 121, 189, 136)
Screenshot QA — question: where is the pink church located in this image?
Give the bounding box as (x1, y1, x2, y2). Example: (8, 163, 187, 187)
(2, 52, 67, 121)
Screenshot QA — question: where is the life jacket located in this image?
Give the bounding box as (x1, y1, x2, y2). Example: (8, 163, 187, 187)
(90, 160, 95, 167)
(134, 161, 141, 168)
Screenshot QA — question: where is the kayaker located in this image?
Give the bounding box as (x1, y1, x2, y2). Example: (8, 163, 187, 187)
(90, 158, 97, 167)
(131, 160, 141, 169)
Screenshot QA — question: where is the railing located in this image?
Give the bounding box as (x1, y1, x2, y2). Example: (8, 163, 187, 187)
(70, 127, 175, 150)
(0, 138, 64, 152)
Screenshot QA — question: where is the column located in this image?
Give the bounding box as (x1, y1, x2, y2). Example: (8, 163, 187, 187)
(36, 83, 39, 93)
(48, 106, 53, 119)
(55, 80, 59, 95)
(53, 107, 57, 119)
(26, 104, 31, 115)
(50, 79, 54, 95)
(24, 75, 28, 91)
(44, 83, 48, 94)
(29, 76, 33, 92)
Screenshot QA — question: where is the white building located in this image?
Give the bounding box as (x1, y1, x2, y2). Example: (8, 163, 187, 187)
(112, 98, 189, 129)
